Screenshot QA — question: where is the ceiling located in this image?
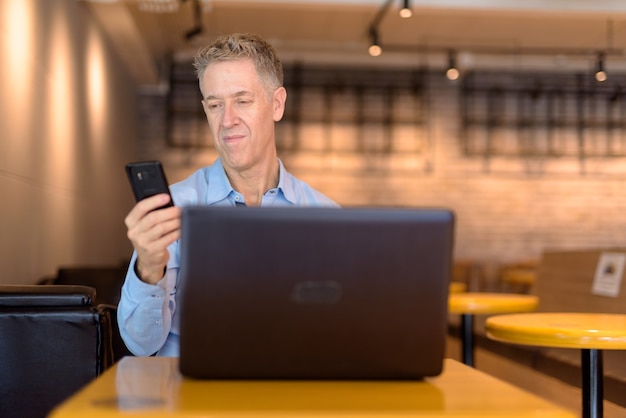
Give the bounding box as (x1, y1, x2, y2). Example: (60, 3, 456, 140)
(82, 0, 626, 86)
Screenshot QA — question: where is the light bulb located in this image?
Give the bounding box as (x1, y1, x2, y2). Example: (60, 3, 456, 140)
(446, 67, 460, 81)
(369, 44, 382, 57)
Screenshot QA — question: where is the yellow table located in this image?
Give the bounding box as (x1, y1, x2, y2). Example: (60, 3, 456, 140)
(501, 268, 537, 293)
(501, 269, 536, 286)
(486, 312, 626, 418)
(448, 292, 538, 366)
(449, 281, 466, 294)
(48, 356, 575, 417)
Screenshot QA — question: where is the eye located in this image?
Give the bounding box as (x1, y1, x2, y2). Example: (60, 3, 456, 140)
(205, 102, 222, 111)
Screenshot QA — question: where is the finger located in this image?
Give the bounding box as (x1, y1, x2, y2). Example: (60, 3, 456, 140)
(140, 216, 181, 246)
(143, 205, 182, 226)
(149, 227, 181, 252)
(130, 215, 181, 255)
(125, 194, 173, 228)
(127, 206, 181, 242)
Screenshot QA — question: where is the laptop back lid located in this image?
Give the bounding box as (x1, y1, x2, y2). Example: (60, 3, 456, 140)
(178, 206, 454, 380)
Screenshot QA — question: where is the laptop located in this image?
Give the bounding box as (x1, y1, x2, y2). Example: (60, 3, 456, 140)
(177, 206, 455, 380)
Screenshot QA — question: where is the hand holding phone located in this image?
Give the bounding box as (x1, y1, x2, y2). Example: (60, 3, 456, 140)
(125, 161, 179, 284)
(125, 161, 174, 210)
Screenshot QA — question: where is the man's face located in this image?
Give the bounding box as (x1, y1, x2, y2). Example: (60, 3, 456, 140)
(200, 58, 286, 173)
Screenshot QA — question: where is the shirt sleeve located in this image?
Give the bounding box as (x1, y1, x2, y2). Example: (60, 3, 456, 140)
(117, 251, 178, 356)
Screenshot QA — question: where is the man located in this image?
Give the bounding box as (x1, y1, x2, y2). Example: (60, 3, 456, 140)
(118, 33, 338, 357)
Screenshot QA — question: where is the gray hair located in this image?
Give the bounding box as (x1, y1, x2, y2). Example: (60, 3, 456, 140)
(193, 33, 284, 94)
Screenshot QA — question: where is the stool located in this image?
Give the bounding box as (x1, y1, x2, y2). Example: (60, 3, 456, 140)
(449, 281, 467, 294)
(448, 292, 538, 367)
(486, 312, 626, 418)
(500, 268, 536, 294)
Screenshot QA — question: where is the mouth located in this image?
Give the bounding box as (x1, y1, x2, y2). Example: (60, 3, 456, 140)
(222, 134, 245, 143)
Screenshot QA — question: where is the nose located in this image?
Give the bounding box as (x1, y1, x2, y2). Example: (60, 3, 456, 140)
(221, 101, 239, 128)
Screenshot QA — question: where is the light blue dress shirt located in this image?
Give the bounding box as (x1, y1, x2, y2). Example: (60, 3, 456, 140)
(118, 158, 338, 356)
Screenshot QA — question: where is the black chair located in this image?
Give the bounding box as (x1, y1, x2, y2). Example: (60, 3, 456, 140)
(38, 265, 134, 362)
(53, 266, 126, 306)
(0, 285, 114, 418)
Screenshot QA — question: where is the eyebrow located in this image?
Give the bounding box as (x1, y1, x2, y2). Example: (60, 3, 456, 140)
(204, 90, 253, 102)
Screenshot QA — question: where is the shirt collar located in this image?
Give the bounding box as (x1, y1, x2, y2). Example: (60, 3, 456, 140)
(204, 158, 234, 203)
(204, 158, 297, 205)
(276, 159, 297, 205)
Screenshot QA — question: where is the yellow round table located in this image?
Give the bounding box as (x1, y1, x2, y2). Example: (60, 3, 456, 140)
(449, 281, 467, 294)
(448, 293, 538, 367)
(501, 268, 536, 293)
(486, 312, 626, 418)
(501, 269, 536, 285)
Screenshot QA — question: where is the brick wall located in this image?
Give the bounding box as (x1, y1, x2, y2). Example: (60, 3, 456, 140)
(137, 68, 626, 275)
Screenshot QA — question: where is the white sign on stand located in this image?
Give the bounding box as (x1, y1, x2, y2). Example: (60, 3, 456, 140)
(592, 252, 626, 298)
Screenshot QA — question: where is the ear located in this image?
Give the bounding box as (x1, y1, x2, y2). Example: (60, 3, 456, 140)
(272, 87, 287, 122)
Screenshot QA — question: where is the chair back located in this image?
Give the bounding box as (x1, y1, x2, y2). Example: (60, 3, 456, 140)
(0, 285, 113, 418)
(46, 267, 133, 362)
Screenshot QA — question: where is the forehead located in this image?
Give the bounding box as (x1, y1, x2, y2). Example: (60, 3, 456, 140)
(200, 59, 262, 97)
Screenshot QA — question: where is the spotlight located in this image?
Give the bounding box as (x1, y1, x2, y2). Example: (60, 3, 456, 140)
(595, 52, 607, 82)
(184, 25, 203, 40)
(399, 0, 412, 18)
(183, 0, 204, 42)
(368, 28, 382, 57)
(446, 50, 460, 81)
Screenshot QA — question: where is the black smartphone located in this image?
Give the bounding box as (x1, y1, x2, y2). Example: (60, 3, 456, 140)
(125, 161, 174, 209)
